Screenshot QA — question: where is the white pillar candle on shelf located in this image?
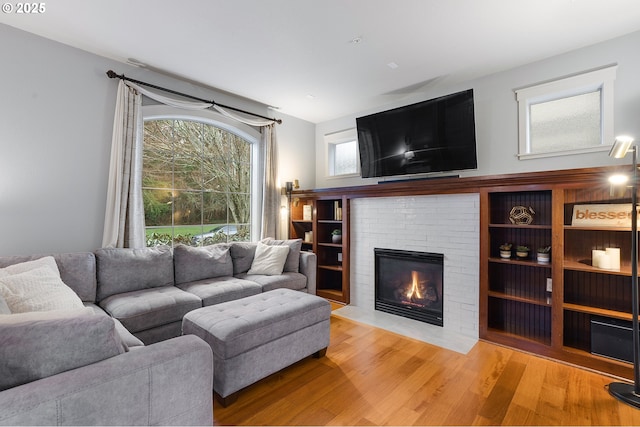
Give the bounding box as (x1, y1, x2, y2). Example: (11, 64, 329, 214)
(606, 247, 621, 270)
(592, 250, 606, 268)
(599, 253, 612, 269)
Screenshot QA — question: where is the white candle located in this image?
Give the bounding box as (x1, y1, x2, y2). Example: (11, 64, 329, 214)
(599, 253, 612, 269)
(606, 247, 621, 270)
(592, 250, 605, 268)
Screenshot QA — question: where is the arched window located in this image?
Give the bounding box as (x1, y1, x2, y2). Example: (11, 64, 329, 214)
(142, 106, 261, 247)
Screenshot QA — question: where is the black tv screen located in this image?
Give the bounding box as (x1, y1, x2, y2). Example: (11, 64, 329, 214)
(356, 89, 477, 179)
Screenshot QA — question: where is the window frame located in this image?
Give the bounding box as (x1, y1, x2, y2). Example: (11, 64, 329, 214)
(515, 65, 617, 160)
(325, 128, 360, 178)
(142, 105, 261, 244)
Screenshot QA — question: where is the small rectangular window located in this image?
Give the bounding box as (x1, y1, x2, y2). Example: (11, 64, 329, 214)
(326, 129, 359, 177)
(515, 65, 617, 159)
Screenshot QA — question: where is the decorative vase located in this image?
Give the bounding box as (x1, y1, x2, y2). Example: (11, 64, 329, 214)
(516, 250, 529, 259)
(537, 252, 550, 263)
(332, 234, 342, 244)
(499, 250, 511, 259)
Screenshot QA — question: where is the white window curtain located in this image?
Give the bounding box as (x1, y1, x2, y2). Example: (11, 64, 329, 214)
(102, 81, 145, 248)
(102, 80, 280, 247)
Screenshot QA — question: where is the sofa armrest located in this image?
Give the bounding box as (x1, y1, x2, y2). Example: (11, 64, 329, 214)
(0, 335, 213, 426)
(299, 251, 317, 295)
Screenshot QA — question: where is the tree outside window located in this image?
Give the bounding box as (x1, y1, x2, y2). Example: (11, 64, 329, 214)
(142, 119, 252, 247)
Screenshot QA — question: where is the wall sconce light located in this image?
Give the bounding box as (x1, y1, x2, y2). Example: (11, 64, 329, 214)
(285, 181, 293, 202)
(607, 135, 640, 409)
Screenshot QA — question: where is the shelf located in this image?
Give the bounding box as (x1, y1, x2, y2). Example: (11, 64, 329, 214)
(485, 327, 552, 347)
(318, 242, 342, 248)
(488, 291, 551, 307)
(564, 225, 633, 232)
(489, 223, 552, 230)
(292, 197, 349, 305)
(488, 257, 552, 268)
(563, 259, 632, 276)
(563, 302, 632, 321)
(562, 345, 633, 367)
(319, 264, 342, 272)
(316, 289, 345, 301)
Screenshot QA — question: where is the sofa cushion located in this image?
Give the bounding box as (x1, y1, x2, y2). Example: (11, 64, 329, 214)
(262, 238, 303, 273)
(236, 272, 308, 292)
(177, 276, 262, 306)
(99, 286, 202, 333)
(95, 246, 174, 302)
(248, 242, 289, 275)
(0, 266, 84, 313)
(83, 302, 145, 349)
(173, 244, 233, 285)
(229, 242, 257, 275)
(0, 308, 126, 391)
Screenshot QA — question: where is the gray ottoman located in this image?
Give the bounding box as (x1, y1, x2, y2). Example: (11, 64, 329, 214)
(182, 288, 331, 406)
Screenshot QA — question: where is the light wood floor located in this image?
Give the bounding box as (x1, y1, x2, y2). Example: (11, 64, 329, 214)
(213, 312, 640, 426)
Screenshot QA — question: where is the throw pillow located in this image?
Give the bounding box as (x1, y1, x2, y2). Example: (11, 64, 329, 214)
(0, 295, 10, 314)
(261, 238, 303, 272)
(247, 242, 290, 275)
(0, 255, 60, 278)
(0, 266, 84, 313)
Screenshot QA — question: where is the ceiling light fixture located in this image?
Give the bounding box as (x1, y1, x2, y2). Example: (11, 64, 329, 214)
(349, 36, 363, 45)
(387, 62, 399, 69)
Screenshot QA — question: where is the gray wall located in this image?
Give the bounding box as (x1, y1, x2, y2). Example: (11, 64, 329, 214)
(314, 30, 640, 189)
(0, 24, 315, 256)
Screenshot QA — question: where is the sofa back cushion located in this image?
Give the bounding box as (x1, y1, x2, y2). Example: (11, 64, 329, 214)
(173, 244, 233, 285)
(95, 246, 174, 302)
(0, 253, 97, 302)
(229, 242, 258, 275)
(0, 308, 126, 391)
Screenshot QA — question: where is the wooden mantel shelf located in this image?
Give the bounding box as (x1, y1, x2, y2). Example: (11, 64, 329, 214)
(293, 166, 623, 199)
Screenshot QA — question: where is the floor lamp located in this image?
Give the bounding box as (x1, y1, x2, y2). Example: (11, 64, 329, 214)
(608, 135, 640, 408)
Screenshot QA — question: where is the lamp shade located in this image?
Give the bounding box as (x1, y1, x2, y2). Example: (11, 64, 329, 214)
(609, 136, 635, 158)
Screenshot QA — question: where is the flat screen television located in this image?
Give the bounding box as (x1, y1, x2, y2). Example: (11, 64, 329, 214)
(356, 89, 477, 179)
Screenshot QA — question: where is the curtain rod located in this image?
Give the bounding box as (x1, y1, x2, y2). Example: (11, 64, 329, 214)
(105, 70, 282, 124)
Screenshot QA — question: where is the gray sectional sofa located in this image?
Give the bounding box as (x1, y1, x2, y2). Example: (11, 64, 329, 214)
(0, 239, 316, 425)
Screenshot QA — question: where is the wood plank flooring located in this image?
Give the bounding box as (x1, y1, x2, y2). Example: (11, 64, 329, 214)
(213, 313, 640, 426)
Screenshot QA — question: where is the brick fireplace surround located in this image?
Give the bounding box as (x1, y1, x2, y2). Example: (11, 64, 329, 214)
(332, 193, 480, 354)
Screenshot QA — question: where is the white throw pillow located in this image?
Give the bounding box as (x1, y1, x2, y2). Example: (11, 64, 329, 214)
(0, 256, 60, 278)
(247, 242, 290, 275)
(0, 266, 84, 313)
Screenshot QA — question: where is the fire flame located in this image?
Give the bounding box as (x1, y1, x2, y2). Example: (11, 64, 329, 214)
(405, 271, 422, 299)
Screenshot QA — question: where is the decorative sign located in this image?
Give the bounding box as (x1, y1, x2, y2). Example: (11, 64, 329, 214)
(571, 204, 639, 227)
(302, 205, 312, 221)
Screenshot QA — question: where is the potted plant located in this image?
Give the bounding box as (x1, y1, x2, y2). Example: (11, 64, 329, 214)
(516, 245, 530, 259)
(499, 243, 512, 259)
(331, 229, 342, 243)
(537, 246, 551, 263)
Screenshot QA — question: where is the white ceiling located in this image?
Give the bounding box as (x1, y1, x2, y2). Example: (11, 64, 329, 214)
(2, 0, 640, 123)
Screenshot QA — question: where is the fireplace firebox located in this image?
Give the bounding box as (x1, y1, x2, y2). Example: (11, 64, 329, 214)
(374, 248, 443, 326)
